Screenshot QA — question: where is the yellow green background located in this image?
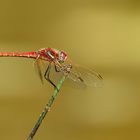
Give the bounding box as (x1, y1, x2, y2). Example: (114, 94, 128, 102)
(0, 0, 140, 139)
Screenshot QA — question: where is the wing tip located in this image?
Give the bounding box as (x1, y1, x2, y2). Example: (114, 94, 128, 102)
(98, 74, 103, 80)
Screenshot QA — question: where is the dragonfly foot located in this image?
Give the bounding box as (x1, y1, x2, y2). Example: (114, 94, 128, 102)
(54, 86, 59, 92)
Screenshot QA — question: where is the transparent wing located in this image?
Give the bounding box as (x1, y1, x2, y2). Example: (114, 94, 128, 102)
(67, 65, 103, 87)
(34, 59, 63, 85)
(34, 58, 103, 88)
(34, 58, 47, 84)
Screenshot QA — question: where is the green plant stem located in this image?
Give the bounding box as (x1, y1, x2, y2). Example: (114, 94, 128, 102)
(27, 76, 66, 140)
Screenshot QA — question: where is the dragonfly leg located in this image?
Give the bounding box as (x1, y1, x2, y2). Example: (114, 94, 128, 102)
(54, 65, 60, 72)
(44, 63, 59, 91)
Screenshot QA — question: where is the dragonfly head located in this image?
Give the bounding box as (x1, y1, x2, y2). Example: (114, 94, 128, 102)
(58, 50, 67, 63)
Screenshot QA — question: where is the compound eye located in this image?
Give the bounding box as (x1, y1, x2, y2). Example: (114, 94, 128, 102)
(60, 51, 67, 61)
(59, 54, 64, 62)
(59, 53, 64, 62)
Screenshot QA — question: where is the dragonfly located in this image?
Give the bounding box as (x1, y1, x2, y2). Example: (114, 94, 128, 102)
(0, 48, 103, 89)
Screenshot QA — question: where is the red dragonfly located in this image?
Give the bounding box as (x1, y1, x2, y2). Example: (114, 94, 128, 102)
(0, 48, 103, 89)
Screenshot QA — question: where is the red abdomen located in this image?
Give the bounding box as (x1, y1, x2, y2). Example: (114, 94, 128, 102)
(0, 52, 38, 59)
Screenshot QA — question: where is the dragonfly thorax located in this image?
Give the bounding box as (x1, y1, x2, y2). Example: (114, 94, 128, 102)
(43, 48, 67, 63)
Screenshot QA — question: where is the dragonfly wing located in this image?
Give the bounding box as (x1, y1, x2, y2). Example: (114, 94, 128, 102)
(34, 59, 63, 85)
(34, 58, 47, 84)
(67, 65, 103, 87)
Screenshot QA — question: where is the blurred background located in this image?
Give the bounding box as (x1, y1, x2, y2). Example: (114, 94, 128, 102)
(0, 0, 140, 139)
